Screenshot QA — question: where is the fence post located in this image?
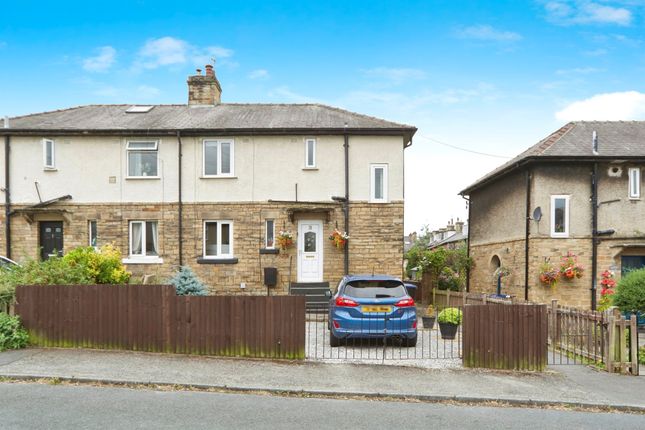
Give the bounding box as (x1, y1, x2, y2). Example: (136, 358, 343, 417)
(550, 299, 558, 347)
(629, 314, 639, 376)
(432, 288, 436, 308)
(619, 314, 627, 374)
(446, 289, 451, 307)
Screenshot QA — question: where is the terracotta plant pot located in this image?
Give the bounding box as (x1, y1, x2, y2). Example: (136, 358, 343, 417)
(439, 322, 459, 340)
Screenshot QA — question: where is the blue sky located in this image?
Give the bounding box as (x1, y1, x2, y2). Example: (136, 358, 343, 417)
(2, 1, 645, 232)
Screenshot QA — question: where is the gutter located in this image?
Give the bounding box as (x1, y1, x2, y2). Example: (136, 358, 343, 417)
(177, 131, 183, 267)
(4, 135, 10, 259)
(461, 195, 471, 292)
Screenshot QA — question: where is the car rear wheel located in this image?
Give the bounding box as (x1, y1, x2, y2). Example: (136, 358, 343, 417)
(330, 332, 341, 347)
(402, 335, 417, 347)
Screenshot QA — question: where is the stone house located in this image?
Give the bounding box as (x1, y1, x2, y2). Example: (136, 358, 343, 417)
(0, 65, 416, 294)
(427, 219, 467, 250)
(460, 121, 645, 309)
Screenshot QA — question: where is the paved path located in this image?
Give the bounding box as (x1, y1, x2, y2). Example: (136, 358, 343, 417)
(1, 382, 643, 430)
(1, 348, 644, 410)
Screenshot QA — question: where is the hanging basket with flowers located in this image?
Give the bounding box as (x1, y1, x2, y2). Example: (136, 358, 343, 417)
(276, 230, 294, 250)
(328, 229, 350, 249)
(539, 260, 560, 288)
(559, 251, 584, 280)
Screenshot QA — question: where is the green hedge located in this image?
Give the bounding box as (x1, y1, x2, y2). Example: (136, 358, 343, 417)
(613, 268, 645, 313)
(0, 312, 29, 351)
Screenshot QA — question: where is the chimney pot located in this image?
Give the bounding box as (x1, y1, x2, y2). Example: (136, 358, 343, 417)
(196, 68, 202, 75)
(205, 64, 214, 77)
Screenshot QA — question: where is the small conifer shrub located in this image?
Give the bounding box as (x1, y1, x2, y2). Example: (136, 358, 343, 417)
(170, 267, 207, 296)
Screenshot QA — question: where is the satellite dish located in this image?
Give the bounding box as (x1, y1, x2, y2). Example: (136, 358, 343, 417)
(532, 207, 542, 222)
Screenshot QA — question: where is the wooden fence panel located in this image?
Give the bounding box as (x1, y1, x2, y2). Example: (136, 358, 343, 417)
(463, 304, 547, 371)
(15, 285, 306, 359)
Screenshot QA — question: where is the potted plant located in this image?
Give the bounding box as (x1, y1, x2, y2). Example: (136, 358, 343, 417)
(437, 307, 462, 340)
(421, 305, 436, 329)
(328, 229, 349, 249)
(276, 230, 294, 250)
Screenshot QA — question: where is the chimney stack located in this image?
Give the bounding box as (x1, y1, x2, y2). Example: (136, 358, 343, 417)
(187, 65, 222, 105)
(455, 220, 464, 234)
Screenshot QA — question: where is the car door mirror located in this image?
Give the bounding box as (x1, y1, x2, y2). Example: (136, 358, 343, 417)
(324, 289, 332, 298)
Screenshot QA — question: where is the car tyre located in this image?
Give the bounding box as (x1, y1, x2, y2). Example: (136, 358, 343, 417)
(403, 335, 417, 347)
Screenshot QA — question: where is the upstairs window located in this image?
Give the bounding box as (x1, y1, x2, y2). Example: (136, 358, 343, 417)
(629, 168, 641, 199)
(204, 220, 233, 258)
(203, 139, 234, 177)
(305, 138, 316, 168)
(43, 139, 55, 169)
(129, 221, 159, 257)
(370, 164, 388, 203)
(550, 195, 570, 238)
(127, 141, 159, 177)
(265, 219, 275, 249)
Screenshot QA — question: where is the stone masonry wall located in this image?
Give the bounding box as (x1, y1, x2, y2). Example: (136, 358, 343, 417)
(6, 201, 404, 295)
(468, 239, 526, 300)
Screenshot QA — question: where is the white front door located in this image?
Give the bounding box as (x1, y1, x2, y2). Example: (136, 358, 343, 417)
(297, 220, 323, 282)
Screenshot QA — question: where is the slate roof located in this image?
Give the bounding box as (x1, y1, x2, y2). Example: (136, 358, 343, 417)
(461, 121, 645, 194)
(0, 104, 416, 140)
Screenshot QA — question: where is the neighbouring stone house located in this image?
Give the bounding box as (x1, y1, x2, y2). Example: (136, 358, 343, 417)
(427, 219, 467, 250)
(460, 121, 645, 309)
(0, 65, 416, 294)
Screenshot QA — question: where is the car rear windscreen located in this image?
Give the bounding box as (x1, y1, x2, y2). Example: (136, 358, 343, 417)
(344, 280, 407, 298)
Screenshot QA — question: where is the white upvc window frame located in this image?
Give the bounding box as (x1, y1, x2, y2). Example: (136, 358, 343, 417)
(305, 138, 316, 168)
(265, 219, 275, 249)
(370, 164, 389, 203)
(43, 138, 55, 170)
(88, 220, 98, 249)
(628, 167, 641, 199)
(128, 220, 159, 257)
(126, 140, 160, 179)
(203, 220, 234, 259)
(550, 195, 570, 238)
(202, 139, 235, 177)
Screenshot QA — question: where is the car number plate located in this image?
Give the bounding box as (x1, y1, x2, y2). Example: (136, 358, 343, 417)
(362, 305, 392, 313)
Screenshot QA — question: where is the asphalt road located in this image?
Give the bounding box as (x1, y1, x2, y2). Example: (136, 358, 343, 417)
(1, 382, 643, 430)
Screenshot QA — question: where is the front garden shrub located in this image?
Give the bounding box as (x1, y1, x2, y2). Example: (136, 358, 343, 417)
(437, 307, 463, 325)
(437, 267, 460, 291)
(639, 345, 645, 365)
(170, 266, 207, 296)
(63, 245, 131, 284)
(613, 268, 645, 313)
(0, 312, 29, 351)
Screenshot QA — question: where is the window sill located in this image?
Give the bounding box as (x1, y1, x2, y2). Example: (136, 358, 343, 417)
(43, 167, 58, 172)
(260, 248, 279, 255)
(200, 175, 237, 179)
(628, 197, 641, 201)
(197, 257, 239, 264)
(123, 257, 164, 264)
(549, 235, 569, 239)
(125, 176, 161, 180)
(369, 200, 389, 204)
(302, 167, 318, 171)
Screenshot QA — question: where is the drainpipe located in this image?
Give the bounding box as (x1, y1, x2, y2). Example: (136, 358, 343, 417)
(462, 194, 471, 292)
(591, 162, 598, 310)
(524, 169, 532, 301)
(4, 135, 10, 259)
(177, 131, 183, 267)
(343, 127, 350, 275)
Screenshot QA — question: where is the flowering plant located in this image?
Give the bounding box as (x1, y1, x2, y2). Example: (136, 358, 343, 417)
(559, 251, 584, 279)
(492, 266, 511, 280)
(539, 260, 560, 288)
(328, 229, 350, 249)
(276, 230, 294, 250)
(598, 269, 616, 311)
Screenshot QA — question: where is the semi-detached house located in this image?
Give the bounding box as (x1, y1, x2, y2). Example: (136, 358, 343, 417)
(0, 65, 416, 294)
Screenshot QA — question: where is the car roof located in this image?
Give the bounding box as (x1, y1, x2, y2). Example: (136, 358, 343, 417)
(343, 274, 403, 283)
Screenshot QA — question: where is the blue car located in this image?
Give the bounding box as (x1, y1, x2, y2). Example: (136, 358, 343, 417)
(328, 275, 417, 347)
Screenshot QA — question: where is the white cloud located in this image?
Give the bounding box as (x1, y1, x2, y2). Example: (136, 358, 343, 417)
(556, 91, 645, 121)
(544, 1, 632, 26)
(249, 69, 269, 79)
(361, 67, 426, 84)
(83, 46, 116, 72)
(268, 86, 321, 103)
(137, 37, 234, 69)
(455, 25, 522, 42)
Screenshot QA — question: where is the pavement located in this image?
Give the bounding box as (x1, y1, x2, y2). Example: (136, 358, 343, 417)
(1, 347, 644, 411)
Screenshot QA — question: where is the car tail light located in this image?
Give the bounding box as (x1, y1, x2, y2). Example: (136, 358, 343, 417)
(333, 320, 340, 329)
(395, 298, 415, 307)
(412, 320, 417, 329)
(335, 296, 358, 307)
